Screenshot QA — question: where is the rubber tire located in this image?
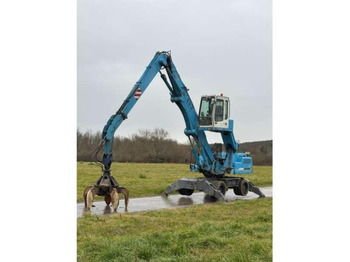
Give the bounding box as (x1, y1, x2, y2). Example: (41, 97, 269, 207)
(178, 188, 194, 196)
(233, 179, 249, 196)
(217, 181, 227, 196)
(208, 181, 227, 200)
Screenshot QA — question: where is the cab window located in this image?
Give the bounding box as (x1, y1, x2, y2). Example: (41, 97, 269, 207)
(215, 99, 224, 122)
(199, 97, 213, 125)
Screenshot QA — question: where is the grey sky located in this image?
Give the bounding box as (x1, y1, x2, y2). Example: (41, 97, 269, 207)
(78, 0, 272, 143)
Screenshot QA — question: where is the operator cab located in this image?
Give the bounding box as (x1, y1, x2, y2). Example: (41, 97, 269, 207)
(199, 94, 230, 128)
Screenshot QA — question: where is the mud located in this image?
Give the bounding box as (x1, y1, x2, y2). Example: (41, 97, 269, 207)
(77, 186, 272, 218)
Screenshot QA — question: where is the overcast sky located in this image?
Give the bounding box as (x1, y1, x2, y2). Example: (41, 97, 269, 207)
(78, 0, 272, 143)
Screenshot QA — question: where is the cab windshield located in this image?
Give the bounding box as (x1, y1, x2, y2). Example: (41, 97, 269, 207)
(199, 97, 213, 125)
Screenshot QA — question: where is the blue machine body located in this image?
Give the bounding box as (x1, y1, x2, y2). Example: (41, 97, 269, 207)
(100, 51, 253, 178)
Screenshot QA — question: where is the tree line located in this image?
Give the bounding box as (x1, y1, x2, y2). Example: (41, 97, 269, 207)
(77, 128, 192, 164)
(77, 128, 272, 166)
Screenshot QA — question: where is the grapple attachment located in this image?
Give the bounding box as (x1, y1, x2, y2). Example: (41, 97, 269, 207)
(94, 171, 119, 196)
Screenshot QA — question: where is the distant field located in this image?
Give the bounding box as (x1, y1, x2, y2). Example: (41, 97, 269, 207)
(77, 197, 272, 261)
(77, 162, 272, 202)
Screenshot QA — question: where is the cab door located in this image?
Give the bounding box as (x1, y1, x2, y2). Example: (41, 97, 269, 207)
(214, 96, 230, 128)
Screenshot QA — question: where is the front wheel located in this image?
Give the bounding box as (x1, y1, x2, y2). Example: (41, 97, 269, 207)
(217, 181, 227, 196)
(208, 181, 227, 200)
(233, 179, 249, 196)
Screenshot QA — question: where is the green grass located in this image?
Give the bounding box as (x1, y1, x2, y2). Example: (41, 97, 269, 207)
(77, 197, 272, 262)
(77, 163, 273, 261)
(77, 162, 272, 202)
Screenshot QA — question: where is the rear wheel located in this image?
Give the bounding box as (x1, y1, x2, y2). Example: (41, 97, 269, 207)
(178, 188, 194, 196)
(233, 179, 249, 196)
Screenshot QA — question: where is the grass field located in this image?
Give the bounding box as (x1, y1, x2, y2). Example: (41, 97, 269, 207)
(77, 198, 272, 262)
(77, 163, 272, 261)
(77, 162, 272, 202)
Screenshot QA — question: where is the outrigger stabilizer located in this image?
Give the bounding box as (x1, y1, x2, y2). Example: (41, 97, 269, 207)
(162, 177, 265, 201)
